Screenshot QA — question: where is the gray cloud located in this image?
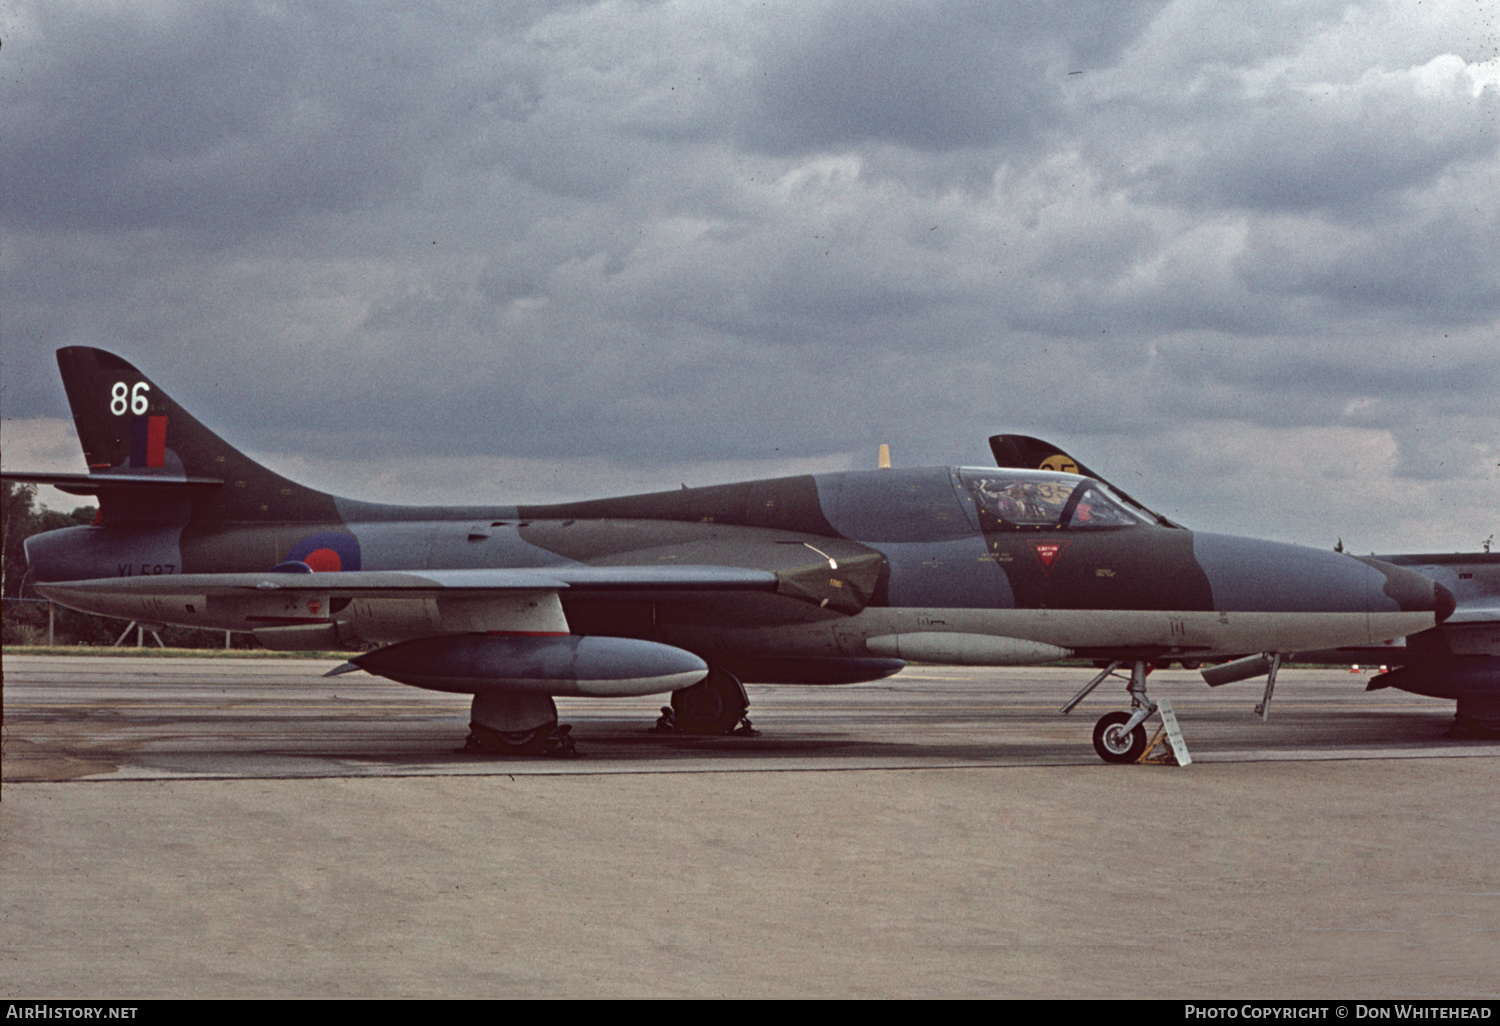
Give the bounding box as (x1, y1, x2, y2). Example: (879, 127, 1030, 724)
(2, 0, 1496, 552)
(7, 7, 401, 237)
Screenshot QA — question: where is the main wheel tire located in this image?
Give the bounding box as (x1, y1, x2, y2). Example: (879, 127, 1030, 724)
(1092, 711, 1147, 764)
(466, 721, 558, 755)
(670, 668, 749, 735)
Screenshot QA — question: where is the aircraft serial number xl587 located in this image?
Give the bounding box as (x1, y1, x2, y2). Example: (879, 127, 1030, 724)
(7, 348, 1454, 761)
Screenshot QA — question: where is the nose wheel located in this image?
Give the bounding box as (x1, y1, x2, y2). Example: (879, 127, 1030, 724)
(1065, 659, 1189, 764)
(1092, 710, 1148, 763)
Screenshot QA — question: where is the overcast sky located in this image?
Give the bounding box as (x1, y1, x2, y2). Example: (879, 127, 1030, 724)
(3, 0, 1497, 553)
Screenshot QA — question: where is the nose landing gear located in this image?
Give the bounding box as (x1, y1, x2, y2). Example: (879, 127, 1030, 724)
(1065, 659, 1189, 765)
(1092, 709, 1148, 763)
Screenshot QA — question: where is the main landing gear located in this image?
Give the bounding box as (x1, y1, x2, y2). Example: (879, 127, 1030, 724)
(1064, 660, 1180, 765)
(463, 691, 577, 757)
(461, 666, 756, 755)
(655, 667, 756, 736)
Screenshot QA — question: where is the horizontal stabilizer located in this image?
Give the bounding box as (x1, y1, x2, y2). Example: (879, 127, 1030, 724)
(1, 471, 223, 495)
(1444, 606, 1500, 625)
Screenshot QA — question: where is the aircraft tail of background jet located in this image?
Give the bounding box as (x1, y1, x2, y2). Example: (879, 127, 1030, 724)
(988, 433, 1178, 528)
(13, 347, 344, 526)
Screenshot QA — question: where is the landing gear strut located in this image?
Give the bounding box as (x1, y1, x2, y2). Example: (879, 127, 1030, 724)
(661, 667, 755, 735)
(1064, 659, 1164, 764)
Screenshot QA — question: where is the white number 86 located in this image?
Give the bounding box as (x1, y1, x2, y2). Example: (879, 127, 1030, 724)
(110, 381, 150, 416)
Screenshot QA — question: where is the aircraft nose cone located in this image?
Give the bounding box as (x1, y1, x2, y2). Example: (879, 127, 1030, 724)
(1193, 533, 1387, 613)
(1190, 535, 1451, 649)
(1435, 582, 1456, 624)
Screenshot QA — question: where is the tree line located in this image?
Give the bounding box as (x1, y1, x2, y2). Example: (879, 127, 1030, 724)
(2, 482, 259, 648)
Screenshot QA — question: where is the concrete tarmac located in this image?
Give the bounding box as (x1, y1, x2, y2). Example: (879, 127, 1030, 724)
(2, 655, 1497, 998)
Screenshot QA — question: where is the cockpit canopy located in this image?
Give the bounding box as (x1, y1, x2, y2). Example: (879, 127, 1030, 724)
(957, 469, 1140, 531)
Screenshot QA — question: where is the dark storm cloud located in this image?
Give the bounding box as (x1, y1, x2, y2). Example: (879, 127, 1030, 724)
(742, 0, 1162, 155)
(6, 6, 398, 237)
(1235, 196, 1500, 326)
(1121, 65, 1500, 216)
(1, 2, 594, 240)
(1151, 338, 1499, 414)
(2, 0, 1496, 550)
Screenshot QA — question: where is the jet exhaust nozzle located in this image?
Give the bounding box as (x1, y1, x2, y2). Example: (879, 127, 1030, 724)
(351, 634, 708, 697)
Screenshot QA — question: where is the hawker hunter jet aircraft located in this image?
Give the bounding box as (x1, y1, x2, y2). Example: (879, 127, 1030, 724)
(992, 434, 1499, 736)
(5, 349, 1453, 761)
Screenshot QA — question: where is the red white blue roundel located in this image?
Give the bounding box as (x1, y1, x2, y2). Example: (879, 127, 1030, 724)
(286, 532, 361, 573)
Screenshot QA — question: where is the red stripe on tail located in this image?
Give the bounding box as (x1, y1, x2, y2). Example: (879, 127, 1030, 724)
(145, 416, 167, 467)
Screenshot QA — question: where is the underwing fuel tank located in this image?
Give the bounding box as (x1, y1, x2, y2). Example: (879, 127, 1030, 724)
(865, 633, 1073, 665)
(347, 634, 709, 698)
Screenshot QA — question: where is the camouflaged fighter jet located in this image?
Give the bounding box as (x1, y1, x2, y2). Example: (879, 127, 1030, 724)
(6, 349, 1454, 762)
(992, 434, 1499, 737)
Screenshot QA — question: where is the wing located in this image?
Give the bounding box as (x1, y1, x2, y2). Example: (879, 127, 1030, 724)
(36, 549, 886, 639)
(38, 564, 781, 601)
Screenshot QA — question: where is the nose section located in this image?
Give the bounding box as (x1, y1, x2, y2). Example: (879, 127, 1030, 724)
(1193, 533, 1388, 612)
(1190, 534, 1449, 652)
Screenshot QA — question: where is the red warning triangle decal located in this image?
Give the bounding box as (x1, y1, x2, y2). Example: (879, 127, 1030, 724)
(1030, 540, 1068, 575)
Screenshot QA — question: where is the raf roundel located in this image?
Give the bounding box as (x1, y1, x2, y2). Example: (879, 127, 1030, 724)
(286, 532, 361, 573)
(302, 548, 342, 572)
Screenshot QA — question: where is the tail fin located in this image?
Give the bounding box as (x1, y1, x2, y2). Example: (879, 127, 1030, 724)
(53, 347, 340, 524)
(988, 434, 1100, 479)
(987, 433, 1179, 528)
